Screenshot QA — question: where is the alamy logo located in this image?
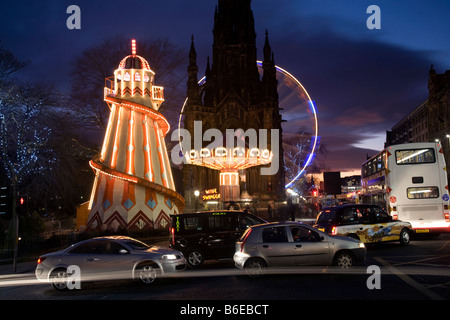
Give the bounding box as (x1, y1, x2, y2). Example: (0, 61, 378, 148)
(171, 121, 280, 175)
(366, 265, 381, 290)
(67, 265, 81, 290)
(66, 5, 81, 30)
(366, 5, 381, 30)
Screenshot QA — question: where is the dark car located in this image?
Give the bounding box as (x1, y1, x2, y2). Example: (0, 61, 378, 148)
(313, 204, 413, 245)
(169, 210, 266, 268)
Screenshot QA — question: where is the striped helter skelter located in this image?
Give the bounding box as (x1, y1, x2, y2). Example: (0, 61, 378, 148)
(87, 40, 184, 232)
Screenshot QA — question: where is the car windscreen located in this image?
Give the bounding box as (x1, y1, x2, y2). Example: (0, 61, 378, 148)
(122, 239, 151, 250)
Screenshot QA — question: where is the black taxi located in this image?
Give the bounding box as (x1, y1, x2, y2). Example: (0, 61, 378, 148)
(170, 210, 266, 268)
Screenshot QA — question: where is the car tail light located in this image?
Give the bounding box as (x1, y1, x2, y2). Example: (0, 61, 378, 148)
(240, 229, 252, 252)
(444, 213, 450, 223)
(37, 257, 46, 265)
(393, 214, 398, 220)
(170, 227, 175, 245)
(331, 226, 337, 236)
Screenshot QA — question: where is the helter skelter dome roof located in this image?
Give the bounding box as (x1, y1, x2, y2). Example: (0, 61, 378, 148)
(117, 39, 152, 71)
(118, 55, 151, 71)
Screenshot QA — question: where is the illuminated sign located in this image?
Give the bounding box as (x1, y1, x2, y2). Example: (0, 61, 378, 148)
(203, 188, 221, 201)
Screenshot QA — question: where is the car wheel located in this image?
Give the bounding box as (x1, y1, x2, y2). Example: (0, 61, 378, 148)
(186, 249, 204, 268)
(136, 263, 159, 284)
(333, 251, 355, 269)
(50, 268, 69, 291)
(244, 258, 267, 278)
(399, 228, 410, 246)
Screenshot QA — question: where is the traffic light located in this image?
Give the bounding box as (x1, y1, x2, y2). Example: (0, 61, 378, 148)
(17, 195, 27, 215)
(0, 186, 12, 219)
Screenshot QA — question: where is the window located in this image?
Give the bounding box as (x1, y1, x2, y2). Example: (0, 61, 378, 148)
(134, 72, 141, 82)
(144, 74, 150, 83)
(69, 241, 107, 254)
(123, 72, 131, 82)
(208, 215, 234, 231)
(239, 214, 263, 230)
(339, 208, 358, 224)
(122, 239, 149, 250)
(358, 207, 375, 224)
(396, 148, 435, 165)
(183, 217, 203, 231)
(69, 240, 126, 254)
(316, 209, 336, 223)
(372, 208, 391, 223)
(407, 186, 439, 199)
(290, 226, 320, 242)
(262, 227, 288, 243)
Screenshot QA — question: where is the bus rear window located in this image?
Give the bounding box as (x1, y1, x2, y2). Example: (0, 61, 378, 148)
(396, 148, 435, 165)
(407, 186, 439, 199)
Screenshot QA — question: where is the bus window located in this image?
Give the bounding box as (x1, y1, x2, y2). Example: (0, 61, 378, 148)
(396, 148, 435, 165)
(407, 186, 439, 199)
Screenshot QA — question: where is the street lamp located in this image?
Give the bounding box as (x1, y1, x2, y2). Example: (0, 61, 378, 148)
(194, 190, 200, 212)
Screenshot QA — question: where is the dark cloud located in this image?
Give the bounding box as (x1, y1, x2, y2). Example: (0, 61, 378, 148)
(268, 26, 433, 172)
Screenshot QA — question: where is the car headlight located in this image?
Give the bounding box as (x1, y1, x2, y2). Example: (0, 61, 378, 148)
(162, 254, 179, 260)
(358, 242, 365, 248)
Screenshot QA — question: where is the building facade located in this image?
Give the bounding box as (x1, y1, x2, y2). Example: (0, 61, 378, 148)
(386, 66, 450, 179)
(182, 0, 285, 210)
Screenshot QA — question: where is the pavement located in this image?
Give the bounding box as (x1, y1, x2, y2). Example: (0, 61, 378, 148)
(0, 260, 36, 275)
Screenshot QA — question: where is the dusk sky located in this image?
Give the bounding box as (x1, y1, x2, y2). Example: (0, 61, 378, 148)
(1, 0, 450, 177)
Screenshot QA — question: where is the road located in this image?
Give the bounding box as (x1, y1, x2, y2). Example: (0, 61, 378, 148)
(1, 234, 449, 306)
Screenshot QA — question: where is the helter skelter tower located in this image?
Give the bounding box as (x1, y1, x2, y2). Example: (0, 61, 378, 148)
(87, 40, 185, 231)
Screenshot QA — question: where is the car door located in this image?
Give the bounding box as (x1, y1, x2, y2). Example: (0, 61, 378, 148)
(260, 226, 294, 267)
(205, 212, 237, 258)
(66, 240, 134, 281)
(372, 207, 399, 242)
(359, 207, 383, 243)
(337, 206, 360, 236)
(290, 226, 330, 266)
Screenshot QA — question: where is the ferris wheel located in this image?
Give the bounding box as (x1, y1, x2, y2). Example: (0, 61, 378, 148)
(256, 61, 319, 189)
(178, 61, 319, 189)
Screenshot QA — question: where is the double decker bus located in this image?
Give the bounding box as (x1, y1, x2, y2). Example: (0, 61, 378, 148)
(360, 142, 450, 234)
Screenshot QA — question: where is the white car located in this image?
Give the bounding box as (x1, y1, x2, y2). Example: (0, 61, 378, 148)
(35, 235, 186, 290)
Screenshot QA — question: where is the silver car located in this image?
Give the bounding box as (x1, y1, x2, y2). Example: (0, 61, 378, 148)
(35, 236, 186, 290)
(234, 222, 366, 277)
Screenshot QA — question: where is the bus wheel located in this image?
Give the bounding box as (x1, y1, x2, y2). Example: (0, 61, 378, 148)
(399, 228, 410, 246)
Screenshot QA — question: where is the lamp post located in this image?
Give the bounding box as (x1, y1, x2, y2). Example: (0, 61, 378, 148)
(194, 190, 200, 212)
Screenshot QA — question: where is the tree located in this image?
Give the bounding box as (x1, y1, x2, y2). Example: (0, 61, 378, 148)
(0, 81, 58, 187)
(0, 44, 29, 79)
(283, 129, 328, 196)
(70, 35, 186, 130)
